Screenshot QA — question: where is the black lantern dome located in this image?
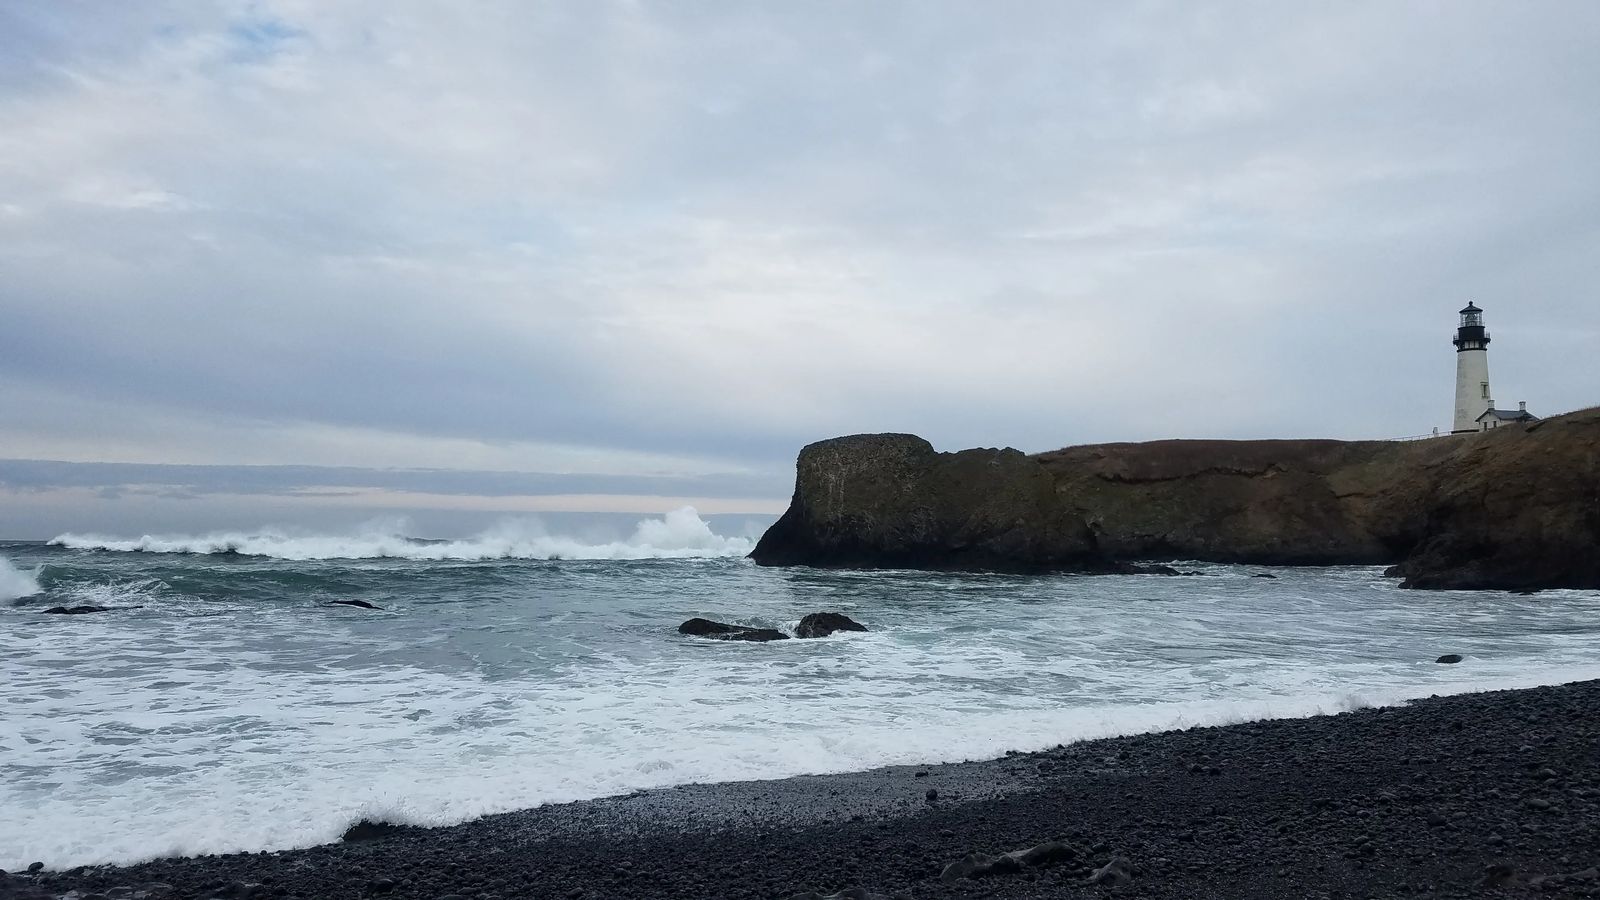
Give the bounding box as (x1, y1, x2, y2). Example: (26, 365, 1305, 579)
(1454, 302, 1490, 351)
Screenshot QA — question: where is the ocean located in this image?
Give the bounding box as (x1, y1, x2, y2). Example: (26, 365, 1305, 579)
(5, 508, 1600, 872)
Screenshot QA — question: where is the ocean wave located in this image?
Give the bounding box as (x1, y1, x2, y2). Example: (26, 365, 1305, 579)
(6, 555, 1600, 869)
(0, 555, 42, 603)
(48, 507, 753, 561)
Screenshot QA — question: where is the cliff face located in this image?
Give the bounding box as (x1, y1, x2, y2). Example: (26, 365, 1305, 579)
(750, 408, 1600, 590)
(750, 434, 1105, 572)
(1380, 411, 1600, 589)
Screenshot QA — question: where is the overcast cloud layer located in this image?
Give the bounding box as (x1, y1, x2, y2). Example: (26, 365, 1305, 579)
(2, 2, 1598, 537)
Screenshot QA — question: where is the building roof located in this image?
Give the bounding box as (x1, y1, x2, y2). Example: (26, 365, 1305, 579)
(1476, 407, 1539, 422)
(1460, 301, 1482, 314)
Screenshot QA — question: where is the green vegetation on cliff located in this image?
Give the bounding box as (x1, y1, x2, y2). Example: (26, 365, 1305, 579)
(751, 408, 1600, 590)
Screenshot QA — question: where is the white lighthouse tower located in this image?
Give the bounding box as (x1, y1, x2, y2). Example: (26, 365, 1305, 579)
(1451, 302, 1493, 433)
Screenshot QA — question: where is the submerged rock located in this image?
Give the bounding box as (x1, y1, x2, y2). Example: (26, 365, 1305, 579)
(1136, 565, 1209, 576)
(328, 599, 382, 610)
(720, 628, 789, 642)
(794, 612, 867, 638)
(1436, 654, 1464, 664)
(43, 605, 114, 615)
(677, 618, 789, 642)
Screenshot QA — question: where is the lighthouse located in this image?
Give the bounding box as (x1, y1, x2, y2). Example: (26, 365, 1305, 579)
(1451, 302, 1493, 433)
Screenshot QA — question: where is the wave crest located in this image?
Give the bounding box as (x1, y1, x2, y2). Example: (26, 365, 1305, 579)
(48, 507, 753, 562)
(0, 555, 42, 603)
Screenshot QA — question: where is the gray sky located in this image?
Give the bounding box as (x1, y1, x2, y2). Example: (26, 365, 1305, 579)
(2, 2, 1597, 538)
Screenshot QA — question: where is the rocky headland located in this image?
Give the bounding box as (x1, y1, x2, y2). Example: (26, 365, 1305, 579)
(750, 407, 1600, 590)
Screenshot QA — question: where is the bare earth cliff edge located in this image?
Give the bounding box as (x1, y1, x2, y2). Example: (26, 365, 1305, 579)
(750, 407, 1600, 590)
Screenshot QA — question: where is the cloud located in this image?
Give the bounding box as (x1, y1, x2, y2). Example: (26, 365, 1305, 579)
(1, 2, 1597, 535)
(0, 458, 787, 502)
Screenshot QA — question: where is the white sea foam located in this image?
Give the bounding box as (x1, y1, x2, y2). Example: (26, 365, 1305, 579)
(7, 649, 1600, 872)
(47, 506, 752, 561)
(5, 562, 1600, 871)
(0, 555, 41, 602)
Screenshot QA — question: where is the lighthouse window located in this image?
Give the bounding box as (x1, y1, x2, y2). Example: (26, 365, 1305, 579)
(1481, 383, 1490, 399)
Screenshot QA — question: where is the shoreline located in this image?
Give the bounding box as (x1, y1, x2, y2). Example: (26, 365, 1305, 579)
(15, 679, 1600, 899)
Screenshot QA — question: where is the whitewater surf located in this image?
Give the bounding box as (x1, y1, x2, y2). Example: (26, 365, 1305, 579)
(6, 512, 1600, 870)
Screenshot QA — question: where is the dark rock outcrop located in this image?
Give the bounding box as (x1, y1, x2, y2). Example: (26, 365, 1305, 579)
(751, 408, 1600, 590)
(678, 617, 744, 636)
(341, 820, 407, 843)
(795, 612, 867, 638)
(1089, 856, 1136, 886)
(939, 850, 1022, 883)
(43, 605, 114, 614)
(939, 840, 1078, 883)
(677, 618, 790, 642)
(328, 599, 382, 610)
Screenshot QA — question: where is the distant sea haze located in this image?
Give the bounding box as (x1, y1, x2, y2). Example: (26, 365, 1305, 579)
(7, 519, 1600, 870)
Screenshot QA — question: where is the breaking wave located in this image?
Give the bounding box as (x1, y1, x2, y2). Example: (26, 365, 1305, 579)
(0, 555, 42, 603)
(48, 507, 752, 561)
